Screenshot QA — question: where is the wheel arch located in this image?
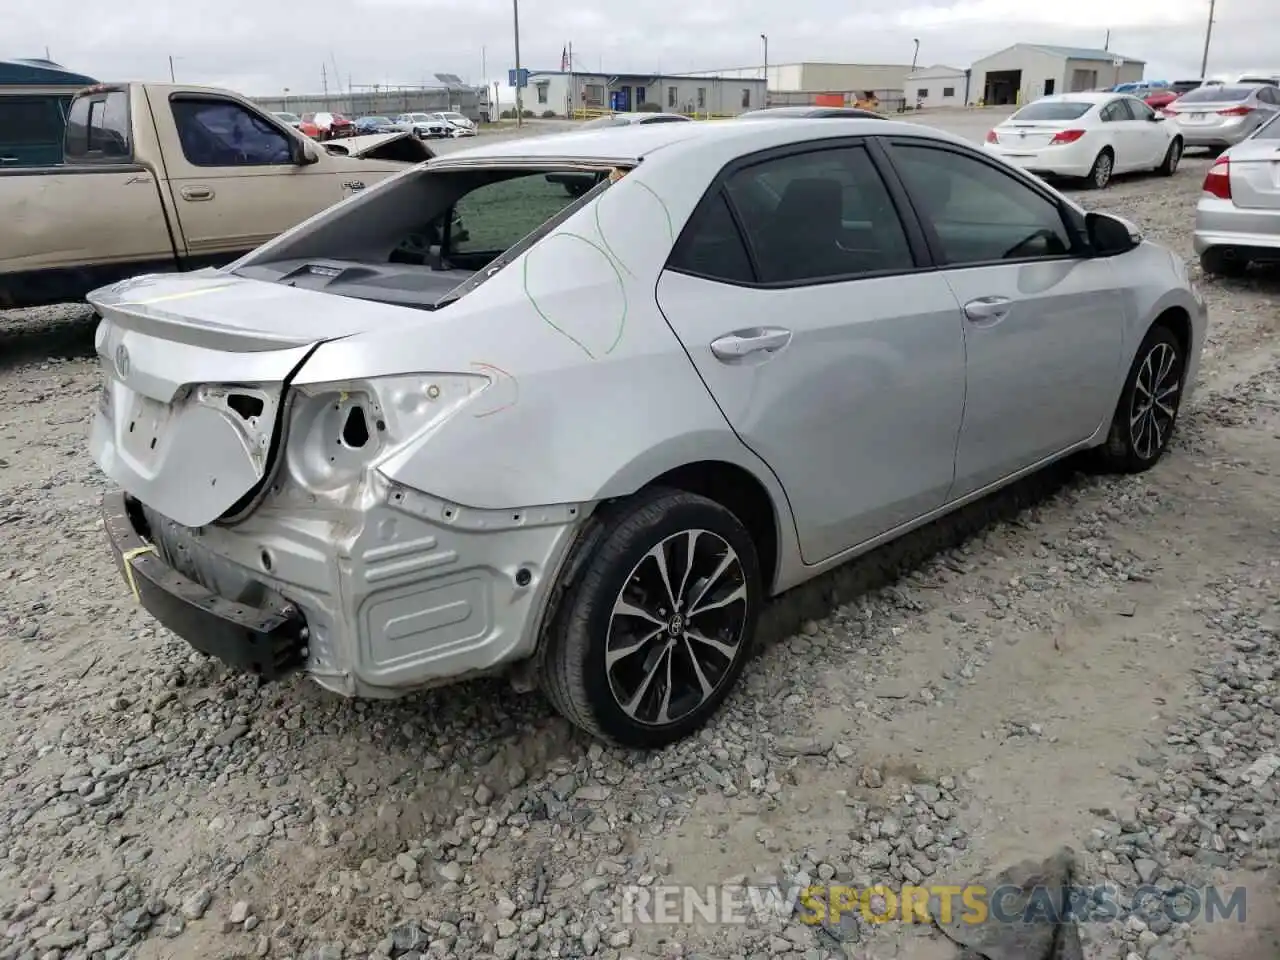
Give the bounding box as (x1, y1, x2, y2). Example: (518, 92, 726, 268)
(1150, 304, 1192, 362)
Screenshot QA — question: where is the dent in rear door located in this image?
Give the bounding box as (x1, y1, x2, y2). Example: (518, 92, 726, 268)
(654, 144, 966, 565)
(152, 90, 344, 260)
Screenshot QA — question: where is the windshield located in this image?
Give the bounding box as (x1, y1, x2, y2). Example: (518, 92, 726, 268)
(444, 113, 465, 120)
(1180, 85, 1254, 102)
(276, 112, 299, 122)
(1009, 101, 1093, 121)
(366, 117, 391, 124)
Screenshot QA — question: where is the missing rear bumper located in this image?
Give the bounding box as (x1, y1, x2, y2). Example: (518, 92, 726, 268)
(102, 492, 308, 680)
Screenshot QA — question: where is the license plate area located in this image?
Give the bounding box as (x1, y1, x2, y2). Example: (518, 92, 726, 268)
(121, 393, 175, 465)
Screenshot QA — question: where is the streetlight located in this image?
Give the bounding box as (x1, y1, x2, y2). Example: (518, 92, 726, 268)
(761, 34, 768, 83)
(512, 0, 524, 127)
(910, 39, 920, 74)
(168, 55, 181, 82)
(1200, 0, 1217, 77)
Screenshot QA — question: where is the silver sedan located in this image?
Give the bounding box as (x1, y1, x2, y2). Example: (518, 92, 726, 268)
(1194, 111, 1280, 275)
(87, 118, 1206, 748)
(1162, 83, 1280, 150)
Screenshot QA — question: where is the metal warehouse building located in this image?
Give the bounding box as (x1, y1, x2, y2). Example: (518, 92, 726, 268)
(971, 43, 1145, 106)
(905, 65, 970, 108)
(524, 71, 766, 117)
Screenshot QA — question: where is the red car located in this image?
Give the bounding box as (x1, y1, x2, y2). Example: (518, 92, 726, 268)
(298, 111, 355, 141)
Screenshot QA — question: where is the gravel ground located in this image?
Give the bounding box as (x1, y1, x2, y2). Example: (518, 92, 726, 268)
(3, 153, 1280, 960)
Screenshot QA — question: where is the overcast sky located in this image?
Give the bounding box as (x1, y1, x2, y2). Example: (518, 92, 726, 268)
(13, 0, 1270, 96)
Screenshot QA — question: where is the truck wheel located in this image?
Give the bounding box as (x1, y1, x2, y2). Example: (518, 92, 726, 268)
(539, 488, 762, 748)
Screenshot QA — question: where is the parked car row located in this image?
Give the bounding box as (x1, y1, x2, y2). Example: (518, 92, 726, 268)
(983, 92, 1185, 188)
(1194, 111, 1280, 276)
(393, 111, 477, 139)
(983, 83, 1280, 189)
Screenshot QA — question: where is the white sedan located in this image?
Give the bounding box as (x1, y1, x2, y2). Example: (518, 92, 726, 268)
(983, 92, 1184, 188)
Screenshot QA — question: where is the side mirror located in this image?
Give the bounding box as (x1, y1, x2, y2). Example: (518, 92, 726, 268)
(293, 141, 320, 165)
(1086, 211, 1141, 256)
(1150, 113, 1164, 121)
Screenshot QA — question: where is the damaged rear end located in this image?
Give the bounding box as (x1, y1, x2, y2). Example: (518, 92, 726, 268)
(88, 151, 636, 695)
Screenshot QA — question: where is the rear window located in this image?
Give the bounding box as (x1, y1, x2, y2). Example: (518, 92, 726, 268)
(1171, 80, 1205, 94)
(64, 90, 130, 160)
(1180, 85, 1253, 102)
(0, 96, 67, 144)
(1253, 113, 1280, 139)
(1009, 101, 1092, 121)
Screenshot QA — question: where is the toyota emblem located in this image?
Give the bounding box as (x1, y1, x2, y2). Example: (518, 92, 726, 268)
(114, 344, 131, 379)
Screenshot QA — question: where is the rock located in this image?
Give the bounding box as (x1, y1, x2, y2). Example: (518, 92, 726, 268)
(182, 889, 213, 920)
(230, 901, 251, 925)
(121, 907, 152, 932)
(213, 722, 251, 747)
(437, 862, 463, 883)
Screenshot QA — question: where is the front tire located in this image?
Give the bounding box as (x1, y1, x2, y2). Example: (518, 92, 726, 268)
(1084, 148, 1114, 189)
(1094, 324, 1186, 473)
(1157, 138, 1182, 176)
(539, 488, 762, 748)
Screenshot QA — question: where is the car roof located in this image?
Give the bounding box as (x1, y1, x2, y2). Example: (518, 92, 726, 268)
(430, 116, 958, 166)
(738, 106, 879, 118)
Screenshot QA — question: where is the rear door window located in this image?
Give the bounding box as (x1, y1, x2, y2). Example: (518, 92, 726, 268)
(64, 90, 131, 161)
(722, 144, 916, 283)
(0, 95, 68, 167)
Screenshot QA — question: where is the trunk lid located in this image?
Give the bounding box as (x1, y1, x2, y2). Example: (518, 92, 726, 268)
(1166, 100, 1252, 123)
(1225, 138, 1280, 209)
(326, 131, 434, 163)
(87, 271, 396, 527)
(992, 121, 1075, 148)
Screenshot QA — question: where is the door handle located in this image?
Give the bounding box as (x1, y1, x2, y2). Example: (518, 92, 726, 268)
(343, 180, 365, 191)
(963, 296, 1013, 324)
(180, 186, 214, 201)
(710, 327, 792, 361)
(0, 156, 17, 164)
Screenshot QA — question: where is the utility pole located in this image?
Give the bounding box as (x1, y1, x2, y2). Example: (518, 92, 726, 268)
(760, 34, 768, 82)
(512, 0, 524, 126)
(1200, 0, 1217, 78)
(168, 55, 175, 82)
(322, 63, 329, 110)
(1104, 30, 1110, 51)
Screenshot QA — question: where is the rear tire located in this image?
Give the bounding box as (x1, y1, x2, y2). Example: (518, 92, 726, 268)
(1157, 137, 1182, 176)
(539, 488, 762, 748)
(1200, 248, 1249, 277)
(1093, 324, 1186, 474)
(1083, 148, 1114, 189)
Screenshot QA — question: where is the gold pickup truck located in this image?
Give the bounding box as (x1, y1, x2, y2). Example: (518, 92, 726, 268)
(0, 82, 434, 308)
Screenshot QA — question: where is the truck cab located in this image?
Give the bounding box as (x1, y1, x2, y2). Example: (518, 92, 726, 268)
(0, 58, 97, 168)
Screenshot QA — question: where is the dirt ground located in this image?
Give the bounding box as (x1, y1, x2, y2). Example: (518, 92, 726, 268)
(2, 143, 1280, 960)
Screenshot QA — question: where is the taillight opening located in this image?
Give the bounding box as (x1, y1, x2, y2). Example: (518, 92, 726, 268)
(1049, 129, 1086, 145)
(1203, 157, 1232, 200)
(985, 129, 998, 143)
(1218, 106, 1254, 117)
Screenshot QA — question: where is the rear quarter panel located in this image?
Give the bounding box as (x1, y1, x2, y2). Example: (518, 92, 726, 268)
(290, 139, 801, 545)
